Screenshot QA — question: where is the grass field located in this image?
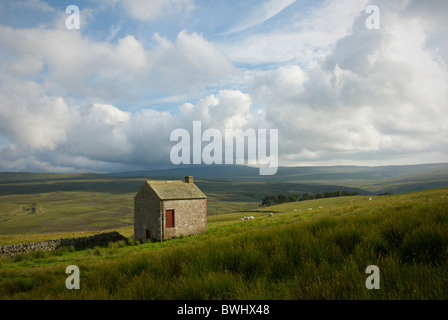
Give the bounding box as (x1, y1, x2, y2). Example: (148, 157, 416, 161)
(0, 172, 370, 236)
(2, 164, 448, 238)
(1, 188, 447, 299)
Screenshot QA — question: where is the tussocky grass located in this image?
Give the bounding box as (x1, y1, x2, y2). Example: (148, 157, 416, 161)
(0, 188, 447, 299)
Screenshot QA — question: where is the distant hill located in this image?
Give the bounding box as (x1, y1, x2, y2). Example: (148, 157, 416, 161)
(106, 164, 260, 179)
(1, 163, 448, 235)
(106, 162, 448, 194)
(2, 163, 448, 196)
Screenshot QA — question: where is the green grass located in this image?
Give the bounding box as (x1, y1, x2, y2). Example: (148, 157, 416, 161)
(1, 188, 447, 299)
(2, 165, 448, 236)
(0, 191, 135, 235)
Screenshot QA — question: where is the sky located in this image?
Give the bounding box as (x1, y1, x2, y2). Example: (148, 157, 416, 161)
(0, 0, 447, 173)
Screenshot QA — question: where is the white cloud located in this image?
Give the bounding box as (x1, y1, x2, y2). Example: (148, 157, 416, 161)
(149, 30, 239, 91)
(252, 65, 307, 105)
(0, 0, 447, 172)
(0, 79, 70, 150)
(220, 0, 370, 66)
(0, 25, 151, 99)
(0, 83, 260, 172)
(225, 0, 296, 34)
(179, 90, 259, 130)
(0, 23, 237, 100)
(250, 1, 448, 165)
(90, 104, 131, 125)
(117, 0, 194, 21)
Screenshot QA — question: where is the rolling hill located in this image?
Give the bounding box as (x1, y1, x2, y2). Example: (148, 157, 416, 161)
(1, 188, 447, 299)
(0, 163, 448, 235)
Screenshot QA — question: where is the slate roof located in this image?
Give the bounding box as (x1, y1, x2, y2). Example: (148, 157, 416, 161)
(145, 180, 207, 200)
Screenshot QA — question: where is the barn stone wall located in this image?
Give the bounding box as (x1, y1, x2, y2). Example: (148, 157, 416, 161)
(134, 180, 208, 243)
(162, 198, 207, 240)
(0, 231, 127, 257)
(134, 183, 162, 243)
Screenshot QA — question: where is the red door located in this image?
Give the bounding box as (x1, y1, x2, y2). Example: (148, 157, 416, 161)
(166, 210, 175, 228)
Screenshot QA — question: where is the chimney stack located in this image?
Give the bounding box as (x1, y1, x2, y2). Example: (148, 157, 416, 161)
(185, 176, 193, 184)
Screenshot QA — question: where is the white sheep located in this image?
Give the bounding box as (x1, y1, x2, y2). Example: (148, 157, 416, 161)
(268, 212, 273, 217)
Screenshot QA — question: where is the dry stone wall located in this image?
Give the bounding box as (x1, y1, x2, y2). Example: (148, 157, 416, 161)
(0, 231, 127, 257)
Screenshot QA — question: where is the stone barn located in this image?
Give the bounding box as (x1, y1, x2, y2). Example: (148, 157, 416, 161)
(134, 176, 207, 242)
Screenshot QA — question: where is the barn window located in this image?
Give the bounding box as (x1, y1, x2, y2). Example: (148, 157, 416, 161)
(166, 210, 175, 228)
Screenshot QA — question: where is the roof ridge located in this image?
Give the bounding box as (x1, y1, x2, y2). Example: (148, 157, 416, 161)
(145, 179, 206, 200)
